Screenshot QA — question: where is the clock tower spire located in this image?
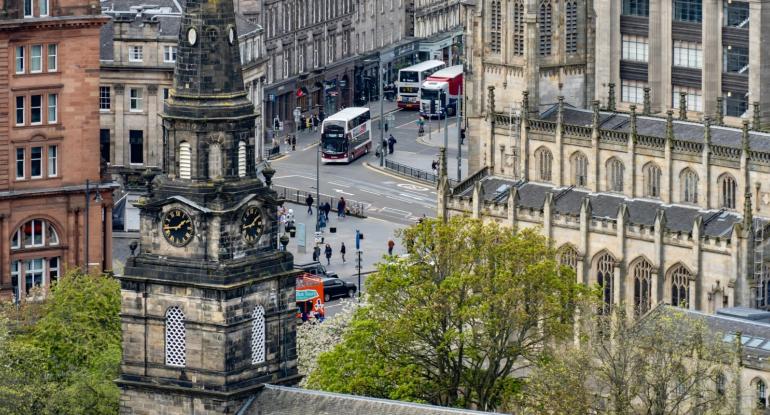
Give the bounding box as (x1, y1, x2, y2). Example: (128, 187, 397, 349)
(116, 0, 299, 412)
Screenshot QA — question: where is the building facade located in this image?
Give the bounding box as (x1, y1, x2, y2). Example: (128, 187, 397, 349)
(440, 88, 770, 317)
(461, 0, 770, 134)
(0, 0, 114, 301)
(414, 0, 463, 63)
(99, 0, 266, 187)
(256, 0, 358, 135)
(599, 0, 770, 126)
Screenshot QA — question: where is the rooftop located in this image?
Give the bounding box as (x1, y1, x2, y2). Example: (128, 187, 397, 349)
(456, 177, 744, 238)
(241, 385, 496, 415)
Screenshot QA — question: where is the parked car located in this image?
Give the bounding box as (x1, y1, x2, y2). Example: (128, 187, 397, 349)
(295, 261, 338, 279)
(322, 277, 357, 302)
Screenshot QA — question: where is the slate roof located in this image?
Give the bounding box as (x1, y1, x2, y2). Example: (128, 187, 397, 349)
(458, 176, 743, 238)
(540, 106, 770, 152)
(648, 305, 770, 360)
(241, 385, 495, 415)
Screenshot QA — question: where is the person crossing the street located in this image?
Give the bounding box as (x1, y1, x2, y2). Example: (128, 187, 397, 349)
(306, 194, 314, 215)
(340, 242, 347, 263)
(337, 197, 346, 218)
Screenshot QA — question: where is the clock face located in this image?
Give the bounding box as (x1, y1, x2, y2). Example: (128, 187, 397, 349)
(162, 209, 194, 247)
(228, 27, 235, 45)
(241, 206, 264, 244)
(187, 27, 198, 46)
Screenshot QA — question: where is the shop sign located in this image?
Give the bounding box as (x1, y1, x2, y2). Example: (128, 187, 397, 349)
(324, 80, 337, 91)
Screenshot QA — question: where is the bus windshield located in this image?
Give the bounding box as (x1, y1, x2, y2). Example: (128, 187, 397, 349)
(399, 71, 419, 83)
(322, 124, 347, 153)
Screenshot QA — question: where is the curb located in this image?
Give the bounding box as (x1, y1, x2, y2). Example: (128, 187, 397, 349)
(363, 162, 436, 187)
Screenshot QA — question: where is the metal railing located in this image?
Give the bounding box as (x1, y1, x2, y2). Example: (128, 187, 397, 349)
(384, 159, 438, 184)
(271, 184, 367, 218)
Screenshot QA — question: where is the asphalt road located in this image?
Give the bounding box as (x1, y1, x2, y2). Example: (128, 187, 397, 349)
(271, 104, 467, 225)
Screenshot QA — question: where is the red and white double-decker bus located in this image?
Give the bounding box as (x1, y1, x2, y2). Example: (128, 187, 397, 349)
(320, 107, 372, 164)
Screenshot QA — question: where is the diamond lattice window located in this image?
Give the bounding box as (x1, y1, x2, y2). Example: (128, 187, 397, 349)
(251, 305, 266, 364)
(165, 306, 186, 367)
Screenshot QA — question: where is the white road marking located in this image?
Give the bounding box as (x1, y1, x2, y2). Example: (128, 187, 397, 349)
(399, 192, 429, 201)
(381, 207, 411, 217)
(397, 183, 429, 192)
(333, 188, 355, 196)
(359, 188, 383, 196)
(328, 181, 351, 187)
(395, 119, 418, 129)
(274, 174, 316, 181)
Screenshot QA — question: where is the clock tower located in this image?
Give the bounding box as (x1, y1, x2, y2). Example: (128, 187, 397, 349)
(116, 0, 299, 412)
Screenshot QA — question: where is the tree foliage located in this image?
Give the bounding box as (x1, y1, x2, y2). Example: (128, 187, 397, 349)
(0, 271, 121, 415)
(522, 307, 737, 415)
(309, 217, 588, 411)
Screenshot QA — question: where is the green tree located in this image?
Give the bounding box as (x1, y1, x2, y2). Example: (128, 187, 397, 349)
(310, 217, 587, 411)
(0, 271, 121, 415)
(523, 307, 736, 415)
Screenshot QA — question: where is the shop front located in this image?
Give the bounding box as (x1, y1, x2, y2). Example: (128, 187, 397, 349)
(418, 29, 463, 65)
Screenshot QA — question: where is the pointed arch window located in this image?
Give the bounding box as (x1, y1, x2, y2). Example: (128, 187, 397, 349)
(632, 259, 653, 316)
(571, 152, 588, 187)
(238, 141, 247, 178)
(607, 158, 624, 192)
(179, 142, 191, 179)
(251, 305, 266, 364)
(513, 0, 524, 56)
(757, 379, 767, 408)
(718, 173, 737, 209)
(596, 253, 614, 314)
(670, 264, 690, 308)
(539, 0, 553, 56)
(490, 0, 502, 53)
(165, 306, 186, 367)
(565, 1, 578, 53)
(681, 168, 699, 203)
(535, 147, 553, 182)
(643, 162, 661, 198)
(558, 245, 579, 270)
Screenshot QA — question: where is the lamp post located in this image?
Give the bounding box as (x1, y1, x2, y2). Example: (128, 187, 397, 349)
(456, 88, 462, 180)
(378, 55, 385, 167)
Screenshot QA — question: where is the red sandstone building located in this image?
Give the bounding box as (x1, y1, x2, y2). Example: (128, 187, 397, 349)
(0, 0, 112, 301)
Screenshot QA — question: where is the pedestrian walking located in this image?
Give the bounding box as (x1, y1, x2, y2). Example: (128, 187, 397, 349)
(312, 245, 321, 262)
(324, 244, 332, 265)
(306, 194, 314, 215)
(312, 115, 319, 132)
(323, 202, 332, 220)
(306, 117, 312, 130)
(387, 239, 395, 256)
(431, 160, 438, 172)
(340, 242, 347, 263)
(337, 197, 346, 218)
(387, 134, 397, 154)
(291, 135, 296, 151)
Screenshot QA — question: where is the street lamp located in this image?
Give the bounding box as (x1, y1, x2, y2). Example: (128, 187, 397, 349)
(378, 57, 385, 167)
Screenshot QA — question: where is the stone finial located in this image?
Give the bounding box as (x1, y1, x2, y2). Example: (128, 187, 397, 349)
(522, 90, 530, 120)
(607, 83, 616, 112)
(679, 91, 688, 120)
(753, 101, 761, 131)
(629, 104, 638, 141)
(643, 87, 651, 116)
(262, 162, 276, 186)
(592, 100, 600, 127)
(715, 97, 724, 125)
(438, 147, 448, 180)
(487, 86, 496, 115)
(742, 118, 750, 154)
(665, 110, 674, 145)
(703, 116, 712, 146)
(557, 96, 564, 131)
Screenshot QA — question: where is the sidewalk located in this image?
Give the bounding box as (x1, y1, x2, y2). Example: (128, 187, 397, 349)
(282, 206, 406, 279)
(381, 150, 468, 182)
